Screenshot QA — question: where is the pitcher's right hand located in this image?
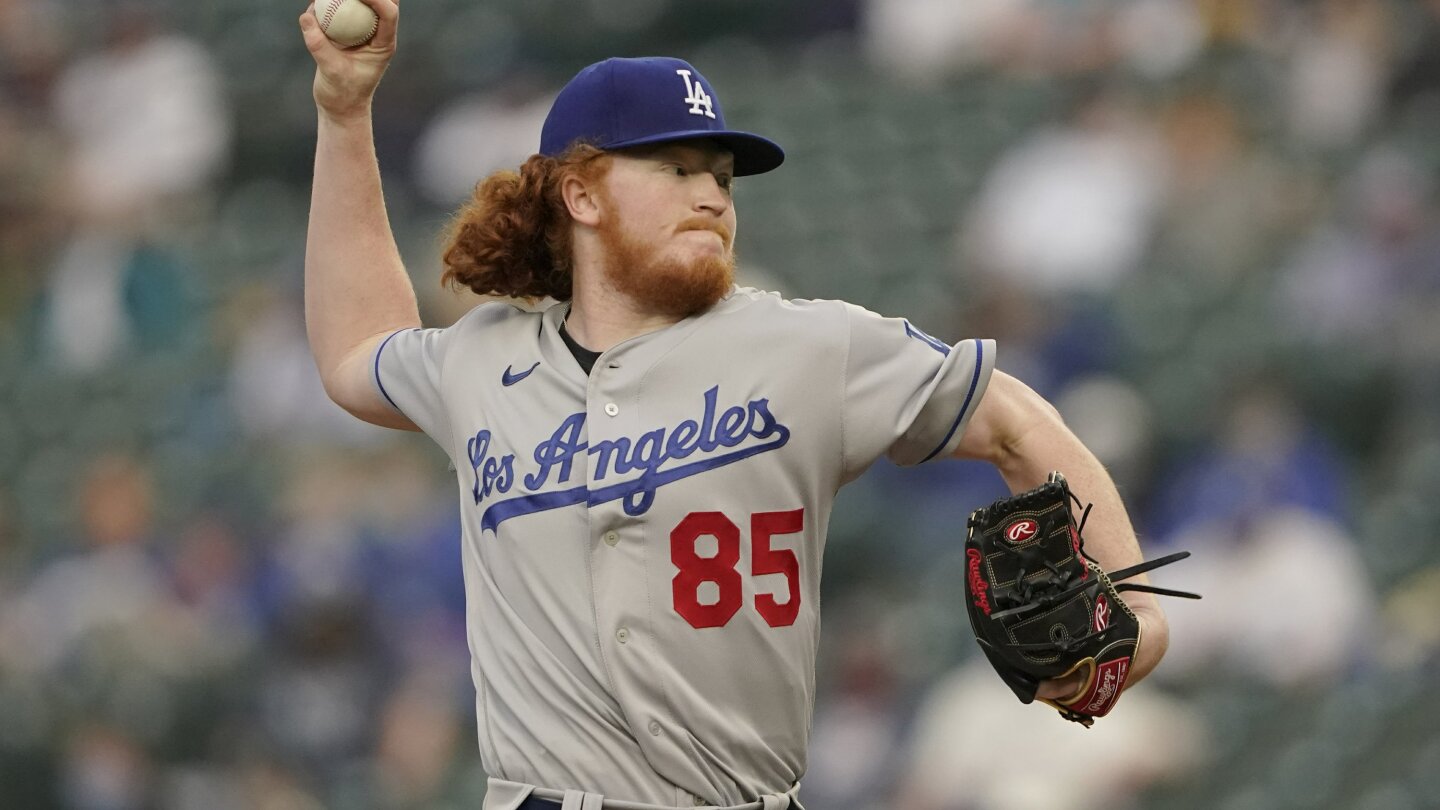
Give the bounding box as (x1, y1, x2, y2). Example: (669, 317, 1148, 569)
(299, 0, 399, 121)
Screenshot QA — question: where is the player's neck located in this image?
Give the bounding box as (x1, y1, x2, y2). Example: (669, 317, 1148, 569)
(564, 285, 682, 353)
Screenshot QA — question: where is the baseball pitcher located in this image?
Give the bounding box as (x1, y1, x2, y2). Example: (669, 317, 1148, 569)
(299, 2, 1178, 808)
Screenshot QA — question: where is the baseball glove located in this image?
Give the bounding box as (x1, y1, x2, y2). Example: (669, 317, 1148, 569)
(964, 472, 1199, 726)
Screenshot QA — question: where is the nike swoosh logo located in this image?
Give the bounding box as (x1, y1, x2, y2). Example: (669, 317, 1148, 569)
(502, 362, 540, 386)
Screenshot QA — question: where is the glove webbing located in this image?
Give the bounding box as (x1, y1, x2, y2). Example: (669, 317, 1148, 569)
(990, 550, 1200, 622)
(1059, 479, 1203, 602)
(996, 558, 1201, 656)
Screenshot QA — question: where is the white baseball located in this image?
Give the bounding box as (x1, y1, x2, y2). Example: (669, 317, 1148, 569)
(317, 0, 378, 48)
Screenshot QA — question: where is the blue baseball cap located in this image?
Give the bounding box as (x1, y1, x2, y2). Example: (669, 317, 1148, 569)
(539, 57, 785, 177)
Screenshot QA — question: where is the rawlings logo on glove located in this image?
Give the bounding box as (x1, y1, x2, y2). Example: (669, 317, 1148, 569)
(963, 472, 1200, 726)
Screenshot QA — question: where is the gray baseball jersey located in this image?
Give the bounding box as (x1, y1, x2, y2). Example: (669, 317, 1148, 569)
(373, 286, 995, 807)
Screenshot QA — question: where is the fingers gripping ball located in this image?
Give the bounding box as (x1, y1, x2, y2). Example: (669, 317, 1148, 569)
(963, 472, 1201, 726)
(317, 0, 379, 48)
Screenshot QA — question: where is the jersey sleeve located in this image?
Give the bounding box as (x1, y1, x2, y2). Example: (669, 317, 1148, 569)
(840, 303, 995, 478)
(373, 326, 455, 447)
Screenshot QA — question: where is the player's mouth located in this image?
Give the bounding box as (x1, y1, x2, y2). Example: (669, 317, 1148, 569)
(676, 218, 732, 248)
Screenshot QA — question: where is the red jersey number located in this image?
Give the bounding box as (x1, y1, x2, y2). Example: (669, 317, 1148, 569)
(671, 508, 805, 629)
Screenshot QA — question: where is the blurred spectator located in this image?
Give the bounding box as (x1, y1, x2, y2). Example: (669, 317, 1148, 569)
(257, 450, 377, 620)
(51, 1, 229, 224)
(36, 0, 229, 372)
(1113, 0, 1207, 81)
(226, 283, 391, 446)
(861, 0, 1034, 81)
(1283, 0, 1390, 150)
(368, 667, 474, 809)
(411, 83, 552, 208)
(1143, 387, 1379, 689)
(169, 513, 262, 668)
(0, 453, 184, 676)
(891, 659, 1207, 810)
(35, 233, 195, 370)
(358, 442, 467, 670)
(1151, 88, 1307, 283)
(1053, 373, 1157, 498)
(1277, 145, 1431, 346)
(802, 608, 909, 810)
(60, 723, 153, 810)
(0, 453, 208, 806)
(862, 0, 1188, 81)
(1146, 385, 1349, 538)
(1152, 506, 1378, 690)
(250, 451, 390, 791)
(256, 597, 381, 793)
(958, 85, 1166, 295)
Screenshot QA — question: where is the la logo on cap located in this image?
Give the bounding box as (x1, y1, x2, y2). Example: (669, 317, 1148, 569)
(538, 56, 785, 176)
(676, 69, 716, 119)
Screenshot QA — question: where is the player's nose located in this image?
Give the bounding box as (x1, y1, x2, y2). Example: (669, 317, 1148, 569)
(691, 173, 730, 216)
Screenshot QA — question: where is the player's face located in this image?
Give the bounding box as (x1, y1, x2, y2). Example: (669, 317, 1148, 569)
(593, 141, 738, 317)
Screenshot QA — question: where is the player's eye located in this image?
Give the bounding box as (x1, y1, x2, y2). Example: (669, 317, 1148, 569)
(717, 175, 734, 192)
(665, 164, 688, 177)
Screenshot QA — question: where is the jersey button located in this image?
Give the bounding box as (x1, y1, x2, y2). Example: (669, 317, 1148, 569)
(604, 402, 620, 416)
(604, 531, 619, 546)
(648, 720, 661, 736)
(616, 627, 630, 644)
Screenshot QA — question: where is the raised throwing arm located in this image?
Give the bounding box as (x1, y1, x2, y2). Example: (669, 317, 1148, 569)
(299, 0, 420, 429)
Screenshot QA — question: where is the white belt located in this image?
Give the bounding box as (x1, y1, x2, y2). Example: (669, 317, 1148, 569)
(483, 777, 804, 810)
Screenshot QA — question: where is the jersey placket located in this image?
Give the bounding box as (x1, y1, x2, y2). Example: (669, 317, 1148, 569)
(582, 343, 677, 762)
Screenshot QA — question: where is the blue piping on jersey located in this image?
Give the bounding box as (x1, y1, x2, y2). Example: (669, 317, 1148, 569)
(374, 329, 413, 413)
(920, 340, 984, 463)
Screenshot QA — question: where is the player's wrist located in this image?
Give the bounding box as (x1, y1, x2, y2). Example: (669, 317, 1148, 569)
(312, 69, 387, 125)
(316, 98, 375, 128)
(1130, 608, 1171, 682)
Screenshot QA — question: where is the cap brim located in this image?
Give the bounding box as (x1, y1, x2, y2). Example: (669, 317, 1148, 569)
(604, 129, 785, 177)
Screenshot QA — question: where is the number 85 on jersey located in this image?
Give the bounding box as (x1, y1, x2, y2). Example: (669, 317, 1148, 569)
(671, 508, 803, 629)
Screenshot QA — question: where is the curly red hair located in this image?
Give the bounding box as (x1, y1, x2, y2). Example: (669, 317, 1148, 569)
(440, 144, 611, 301)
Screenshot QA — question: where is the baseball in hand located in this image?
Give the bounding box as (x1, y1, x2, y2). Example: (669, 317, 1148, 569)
(317, 0, 379, 48)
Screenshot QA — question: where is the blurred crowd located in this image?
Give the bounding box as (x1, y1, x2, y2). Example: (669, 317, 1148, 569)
(2, 0, 1440, 808)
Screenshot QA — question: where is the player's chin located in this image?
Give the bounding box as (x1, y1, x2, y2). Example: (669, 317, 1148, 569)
(675, 239, 728, 262)
(661, 255, 735, 315)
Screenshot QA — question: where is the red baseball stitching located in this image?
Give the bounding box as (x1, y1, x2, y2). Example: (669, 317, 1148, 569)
(319, 0, 376, 44)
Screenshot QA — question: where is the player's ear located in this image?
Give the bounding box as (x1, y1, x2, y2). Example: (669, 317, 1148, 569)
(561, 173, 602, 227)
